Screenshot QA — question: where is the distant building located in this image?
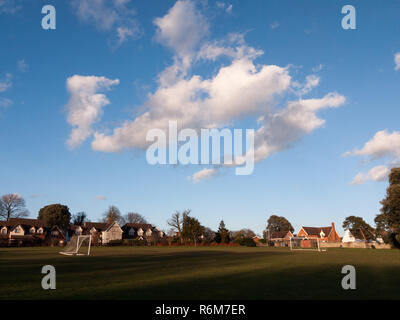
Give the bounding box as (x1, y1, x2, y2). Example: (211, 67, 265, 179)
(122, 223, 164, 241)
(0, 218, 65, 246)
(342, 229, 356, 243)
(297, 222, 341, 242)
(269, 230, 294, 246)
(70, 221, 123, 244)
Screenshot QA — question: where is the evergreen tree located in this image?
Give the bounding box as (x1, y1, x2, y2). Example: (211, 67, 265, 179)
(215, 220, 230, 243)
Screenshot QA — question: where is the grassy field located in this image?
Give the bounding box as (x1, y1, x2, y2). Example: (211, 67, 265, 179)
(0, 246, 399, 300)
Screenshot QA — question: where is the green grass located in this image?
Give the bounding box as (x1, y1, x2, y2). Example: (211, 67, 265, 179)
(0, 246, 399, 300)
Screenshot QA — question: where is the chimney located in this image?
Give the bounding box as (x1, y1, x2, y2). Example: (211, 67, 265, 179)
(331, 222, 335, 230)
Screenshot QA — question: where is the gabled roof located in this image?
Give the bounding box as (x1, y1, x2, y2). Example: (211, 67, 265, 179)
(104, 221, 122, 232)
(301, 226, 333, 237)
(83, 222, 108, 231)
(0, 218, 47, 228)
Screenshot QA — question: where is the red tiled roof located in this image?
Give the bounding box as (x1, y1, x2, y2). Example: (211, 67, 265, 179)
(302, 226, 332, 237)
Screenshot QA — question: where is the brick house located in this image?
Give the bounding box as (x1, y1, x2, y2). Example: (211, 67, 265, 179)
(297, 222, 341, 242)
(269, 230, 294, 246)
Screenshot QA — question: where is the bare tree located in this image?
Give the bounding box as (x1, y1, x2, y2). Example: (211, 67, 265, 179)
(124, 212, 148, 224)
(0, 193, 29, 221)
(102, 205, 124, 225)
(167, 209, 191, 244)
(72, 212, 88, 226)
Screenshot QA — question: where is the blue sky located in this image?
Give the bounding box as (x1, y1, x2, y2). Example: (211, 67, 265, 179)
(1, 0, 400, 235)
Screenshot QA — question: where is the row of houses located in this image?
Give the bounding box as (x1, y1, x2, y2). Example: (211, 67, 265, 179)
(0, 218, 165, 246)
(267, 222, 342, 247)
(266, 222, 385, 247)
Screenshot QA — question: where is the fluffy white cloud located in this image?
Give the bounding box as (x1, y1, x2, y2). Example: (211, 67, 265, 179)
(350, 130, 400, 160)
(346, 130, 400, 184)
(66, 0, 345, 182)
(351, 165, 390, 184)
(154, 0, 208, 73)
(92, 59, 292, 152)
(96, 195, 107, 200)
(190, 168, 217, 183)
(252, 92, 345, 162)
(66, 75, 119, 149)
(395, 52, 400, 71)
(71, 0, 141, 46)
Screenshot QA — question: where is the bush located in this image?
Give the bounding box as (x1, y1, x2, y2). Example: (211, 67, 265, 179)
(237, 238, 256, 247)
(108, 240, 123, 246)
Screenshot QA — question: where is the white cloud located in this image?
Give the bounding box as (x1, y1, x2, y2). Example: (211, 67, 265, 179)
(0, 73, 12, 109)
(216, 2, 232, 14)
(0, 73, 12, 92)
(292, 74, 320, 96)
(65, 75, 119, 149)
(0, 97, 12, 108)
(64, 0, 345, 182)
(252, 92, 346, 162)
(350, 130, 400, 160)
(71, 0, 141, 46)
(92, 59, 292, 152)
(154, 0, 208, 72)
(96, 195, 107, 200)
(0, 0, 21, 14)
(351, 165, 390, 184)
(17, 59, 28, 72)
(394, 52, 400, 71)
(190, 168, 217, 183)
(346, 130, 400, 184)
(312, 64, 324, 72)
(270, 22, 280, 30)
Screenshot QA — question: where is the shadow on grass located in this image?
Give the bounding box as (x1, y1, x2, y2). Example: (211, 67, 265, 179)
(1, 248, 399, 300)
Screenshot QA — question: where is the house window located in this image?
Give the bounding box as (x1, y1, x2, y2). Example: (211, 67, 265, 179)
(14, 227, 21, 234)
(137, 228, 143, 236)
(145, 229, 152, 237)
(52, 230, 59, 236)
(1, 227, 7, 235)
(30, 227, 35, 234)
(129, 228, 135, 236)
(37, 228, 43, 234)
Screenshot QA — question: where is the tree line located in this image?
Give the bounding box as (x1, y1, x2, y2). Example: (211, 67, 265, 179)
(1, 167, 399, 247)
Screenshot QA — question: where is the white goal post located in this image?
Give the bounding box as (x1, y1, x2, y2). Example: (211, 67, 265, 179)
(60, 235, 92, 256)
(289, 236, 324, 252)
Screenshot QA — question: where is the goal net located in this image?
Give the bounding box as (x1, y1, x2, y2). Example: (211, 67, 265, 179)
(60, 235, 91, 256)
(289, 237, 323, 252)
